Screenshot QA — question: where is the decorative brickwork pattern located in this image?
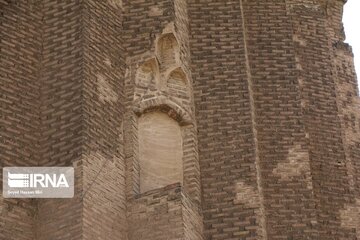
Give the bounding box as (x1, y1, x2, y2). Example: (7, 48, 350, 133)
(123, 0, 201, 205)
(188, 1, 267, 239)
(1, 1, 41, 239)
(1, 0, 359, 239)
(290, 3, 355, 238)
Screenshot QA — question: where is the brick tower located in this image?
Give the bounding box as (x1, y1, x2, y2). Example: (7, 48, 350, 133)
(1, 0, 359, 239)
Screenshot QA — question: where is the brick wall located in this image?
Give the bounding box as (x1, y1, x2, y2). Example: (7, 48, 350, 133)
(242, 0, 319, 238)
(330, 1, 360, 237)
(123, 0, 179, 199)
(128, 184, 203, 240)
(1, 0, 125, 239)
(289, 2, 356, 239)
(1, 0, 360, 239)
(188, 1, 266, 239)
(123, 1, 202, 238)
(1, 1, 41, 239)
(334, 41, 360, 237)
(82, 1, 126, 239)
(34, 0, 83, 238)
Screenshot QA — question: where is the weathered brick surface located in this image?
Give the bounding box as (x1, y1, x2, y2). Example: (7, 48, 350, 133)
(334, 40, 360, 237)
(123, 1, 202, 239)
(1, 1, 41, 239)
(123, 0, 180, 199)
(188, 1, 266, 239)
(128, 184, 203, 240)
(289, 3, 356, 239)
(34, 0, 83, 238)
(1, 0, 124, 239)
(82, 1, 126, 239)
(242, 1, 318, 238)
(123, 0, 200, 203)
(1, 0, 360, 239)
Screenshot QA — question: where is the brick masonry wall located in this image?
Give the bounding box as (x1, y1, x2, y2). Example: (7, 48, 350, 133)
(183, 190, 204, 240)
(123, 0, 201, 201)
(128, 185, 184, 240)
(2, 0, 125, 239)
(34, 0, 83, 239)
(328, 1, 360, 237)
(82, 0, 126, 239)
(123, 0, 179, 199)
(1, 0, 360, 239)
(1, 1, 41, 239)
(123, 1, 202, 238)
(289, 3, 355, 239)
(242, 0, 319, 238)
(128, 184, 203, 240)
(188, 1, 266, 239)
(123, 0, 200, 199)
(334, 42, 360, 237)
(174, 0, 202, 205)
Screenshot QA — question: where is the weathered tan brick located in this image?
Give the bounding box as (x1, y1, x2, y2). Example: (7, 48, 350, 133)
(1, 0, 359, 239)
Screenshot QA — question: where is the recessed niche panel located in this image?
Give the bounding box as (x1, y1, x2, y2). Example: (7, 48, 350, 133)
(167, 67, 188, 98)
(157, 33, 180, 67)
(135, 59, 158, 88)
(138, 112, 183, 193)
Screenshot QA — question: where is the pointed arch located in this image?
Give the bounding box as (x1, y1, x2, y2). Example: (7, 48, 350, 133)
(133, 95, 192, 125)
(135, 58, 159, 88)
(167, 67, 189, 98)
(156, 33, 180, 67)
(167, 67, 187, 86)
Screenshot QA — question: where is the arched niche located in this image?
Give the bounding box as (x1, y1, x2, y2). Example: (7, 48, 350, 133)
(135, 58, 158, 88)
(138, 111, 183, 193)
(167, 67, 189, 98)
(133, 98, 192, 125)
(156, 33, 180, 67)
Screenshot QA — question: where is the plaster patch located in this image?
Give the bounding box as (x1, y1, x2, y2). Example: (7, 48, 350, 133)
(108, 0, 123, 9)
(340, 199, 360, 230)
(289, 3, 322, 12)
(293, 34, 307, 46)
(104, 57, 112, 67)
(149, 6, 163, 17)
(234, 182, 267, 238)
(97, 74, 118, 104)
(234, 181, 259, 208)
(273, 144, 310, 180)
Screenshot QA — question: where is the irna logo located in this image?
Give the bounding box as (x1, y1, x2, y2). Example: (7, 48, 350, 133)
(3, 167, 74, 198)
(8, 172, 69, 188)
